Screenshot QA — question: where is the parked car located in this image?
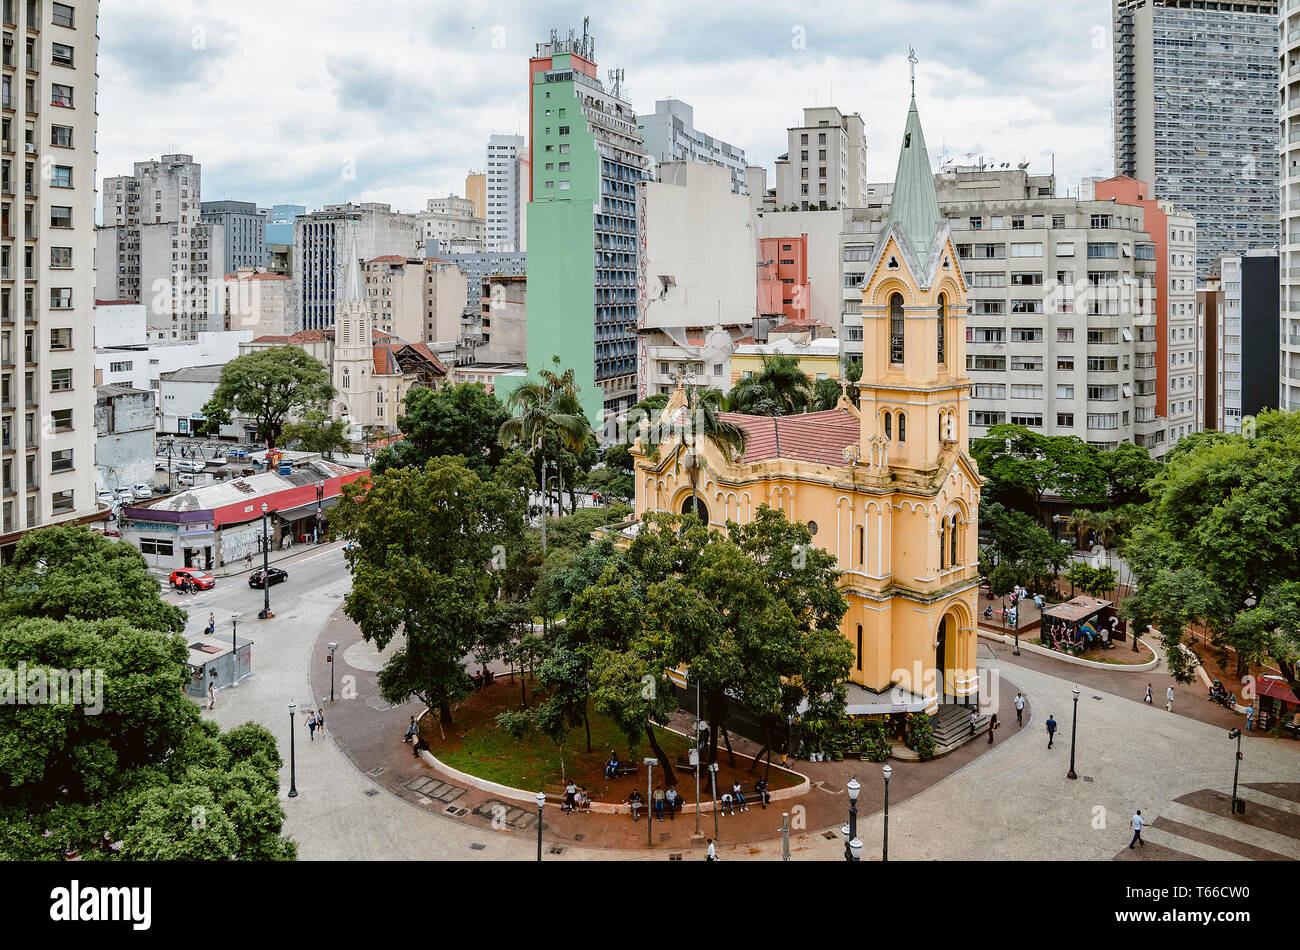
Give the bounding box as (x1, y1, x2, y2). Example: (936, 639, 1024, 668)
(177, 473, 195, 487)
(169, 568, 215, 591)
(96, 490, 115, 507)
(132, 483, 153, 499)
(248, 567, 288, 589)
(116, 489, 136, 505)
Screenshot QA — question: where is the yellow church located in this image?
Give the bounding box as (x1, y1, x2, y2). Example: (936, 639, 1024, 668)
(631, 94, 982, 717)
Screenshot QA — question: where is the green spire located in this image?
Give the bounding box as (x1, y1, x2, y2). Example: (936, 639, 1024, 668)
(885, 95, 944, 271)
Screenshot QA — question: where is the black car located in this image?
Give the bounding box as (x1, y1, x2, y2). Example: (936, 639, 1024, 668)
(248, 567, 288, 589)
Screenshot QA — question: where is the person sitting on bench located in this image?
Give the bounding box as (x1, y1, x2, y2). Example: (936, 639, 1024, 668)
(575, 787, 591, 813)
(754, 777, 770, 809)
(625, 788, 642, 821)
(731, 781, 750, 812)
(604, 751, 620, 779)
(720, 789, 736, 816)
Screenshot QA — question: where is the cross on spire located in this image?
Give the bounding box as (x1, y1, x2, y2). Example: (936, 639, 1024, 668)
(908, 47, 918, 97)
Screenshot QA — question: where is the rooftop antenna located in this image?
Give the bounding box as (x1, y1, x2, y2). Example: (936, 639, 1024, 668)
(908, 47, 918, 97)
(582, 16, 589, 58)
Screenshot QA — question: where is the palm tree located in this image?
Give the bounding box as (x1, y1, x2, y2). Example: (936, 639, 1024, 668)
(499, 369, 590, 553)
(677, 385, 748, 521)
(727, 354, 814, 416)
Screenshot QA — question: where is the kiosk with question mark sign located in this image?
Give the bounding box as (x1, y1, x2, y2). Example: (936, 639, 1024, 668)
(1040, 596, 1126, 655)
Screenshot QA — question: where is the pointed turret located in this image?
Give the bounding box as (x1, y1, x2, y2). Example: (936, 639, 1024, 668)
(340, 233, 362, 309)
(885, 96, 945, 272)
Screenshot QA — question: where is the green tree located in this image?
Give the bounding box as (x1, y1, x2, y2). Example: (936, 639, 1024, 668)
(812, 377, 846, 412)
(1099, 441, 1161, 505)
(332, 456, 527, 726)
(726, 354, 814, 416)
(200, 346, 335, 449)
(373, 382, 510, 479)
(0, 525, 185, 632)
(980, 502, 1070, 586)
(1122, 409, 1300, 693)
(971, 424, 1106, 521)
(280, 407, 350, 459)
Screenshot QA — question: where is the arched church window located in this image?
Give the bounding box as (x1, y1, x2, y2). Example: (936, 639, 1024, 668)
(342, 368, 350, 389)
(937, 293, 947, 365)
(857, 525, 865, 567)
(898, 413, 906, 443)
(889, 293, 905, 364)
(681, 494, 708, 523)
(856, 624, 863, 672)
(939, 517, 947, 570)
(883, 411, 892, 441)
(950, 514, 960, 566)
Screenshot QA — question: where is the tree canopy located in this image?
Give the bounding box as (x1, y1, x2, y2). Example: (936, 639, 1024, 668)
(280, 407, 351, 459)
(726, 354, 814, 416)
(373, 382, 509, 479)
(200, 346, 335, 449)
(1122, 409, 1300, 695)
(972, 424, 1107, 520)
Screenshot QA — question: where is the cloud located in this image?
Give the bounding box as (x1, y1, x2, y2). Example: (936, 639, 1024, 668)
(97, 0, 1115, 214)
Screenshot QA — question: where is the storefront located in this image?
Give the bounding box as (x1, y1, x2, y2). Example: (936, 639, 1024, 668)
(1041, 596, 1125, 654)
(277, 494, 342, 545)
(121, 512, 215, 572)
(186, 634, 253, 698)
(1255, 677, 1299, 737)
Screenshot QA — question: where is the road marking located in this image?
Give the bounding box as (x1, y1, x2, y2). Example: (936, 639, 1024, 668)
(1236, 785, 1300, 817)
(1141, 826, 1244, 861)
(1161, 800, 1300, 858)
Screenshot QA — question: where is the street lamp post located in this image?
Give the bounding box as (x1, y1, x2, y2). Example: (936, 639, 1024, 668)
(882, 764, 892, 862)
(231, 613, 239, 680)
(708, 762, 719, 841)
(1228, 728, 1242, 815)
(843, 777, 860, 862)
(644, 758, 658, 847)
(259, 502, 271, 619)
(328, 641, 339, 702)
(535, 792, 545, 861)
(1067, 685, 1081, 780)
(287, 700, 298, 798)
(1012, 605, 1021, 656)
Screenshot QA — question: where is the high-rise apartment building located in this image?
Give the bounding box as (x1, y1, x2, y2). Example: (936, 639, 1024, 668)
(265, 203, 305, 246)
(201, 199, 268, 271)
(486, 134, 525, 252)
(465, 171, 487, 220)
(522, 25, 649, 427)
(1113, 0, 1278, 274)
(638, 99, 748, 194)
(292, 203, 418, 332)
(1279, 3, 1300, 411)
(98, 153, 226, 340)
(415, 196, 484, 252)
(773, 106, 868, 211)
(1214, 250, 1279, 432)
(0, 0, 101, 554)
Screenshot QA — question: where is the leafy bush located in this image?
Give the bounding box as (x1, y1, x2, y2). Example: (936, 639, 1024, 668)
(905, 712, 937, 760)
(862, 718, 893, 762)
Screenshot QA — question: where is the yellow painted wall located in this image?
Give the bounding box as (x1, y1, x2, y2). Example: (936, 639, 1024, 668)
(729, 351, 841, 389)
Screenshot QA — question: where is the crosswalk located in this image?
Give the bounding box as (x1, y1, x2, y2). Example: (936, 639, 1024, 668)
(1115, 783, 1300, 861)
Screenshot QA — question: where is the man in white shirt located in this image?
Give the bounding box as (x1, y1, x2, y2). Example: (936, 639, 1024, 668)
(1014, 692, 1025, 726)
(706, 838, 716, 861)
(1166, 685, 1175, 712)
(1129, 810, 1145, 848)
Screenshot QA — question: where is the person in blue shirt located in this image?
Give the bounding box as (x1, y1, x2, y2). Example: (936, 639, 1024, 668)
(1045, 714, 1057, 749)
(604, 750, 619, 779)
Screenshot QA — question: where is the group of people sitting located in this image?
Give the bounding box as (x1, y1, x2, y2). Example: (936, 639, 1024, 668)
(1208, 679, 1238, 707)
(560, 782, 593, 814)
(622, 778, 771, 821)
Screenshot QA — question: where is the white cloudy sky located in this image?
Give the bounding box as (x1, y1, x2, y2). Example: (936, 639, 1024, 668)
(97, 0, 1116, 215)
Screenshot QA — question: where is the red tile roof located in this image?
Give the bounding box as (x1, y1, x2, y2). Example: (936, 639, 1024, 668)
(250, 329, 331, 344)
(720, 409, 859, 466)
(769, 320, 826, 334)
(368, 255, 415, 264)
(372, 344, 399, 375)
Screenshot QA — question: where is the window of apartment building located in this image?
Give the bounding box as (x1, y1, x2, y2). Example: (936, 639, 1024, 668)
(990, 217, 1003, 229)
(967, 355, 1005, 372)
(971, 410, 1005, 426)
(1057, 412, 1074, 427)
(1087, 242, 1118, 259)
(1087, 384, 1118, 401)
(971, 300, 1004, 315)
(968, 327, 1005, 344)
(49, 288, 70, 309)
(1056, 327, 1076, 344)
(108, 360, 132, 373)
(969, 216, 982, 230)
(1086, 328, 1117, 344)
(52, 2, 75, 27)
(51, 489, 74, 514)
(969, 272, 1005, 288)
(971, 383, 1006, 399)
(1090, 214, 1111, 229)
(1010, 327, 1042, 343)
(1009, 356, 1042, 372)
(51, 42, 73, 68)
(50, 165, 71, 188)
(800, 134, 808, 144)
(1052, 214, 1066, 229)
(50, 448, 73, 473)
(1010, 243, 1043, 257)
(818, 167, 826, 179)
(1010, 272, 1042, 286)
(49, 246, 71, 268)
(1134, 244, 1155, 260)
(51, 84, 73, 108)
(1010, 216, 1025, 230)
(558, 144, 569, 154)
(1056, 242, 1075, 257)
(48, 327, 71, 349)
(1031, 215, 1045, 228)
(49, 205, 71, 228)
(1011, 384, 1043, 399)
(1087, 413, 1119, 429)
(1087, 356, 1118, 372)
(1010, 413, 1042, 427)
(1010, 300, 1042, 314)
(818, 133, 826, 144)
(50, 367, 71, 391)
(557, 126, 569, 135)
(50, 408, 71, 431)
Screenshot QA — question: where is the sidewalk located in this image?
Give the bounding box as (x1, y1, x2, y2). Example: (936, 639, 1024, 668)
(150, 542, 324, 581)
(311, 602, 1026, 855)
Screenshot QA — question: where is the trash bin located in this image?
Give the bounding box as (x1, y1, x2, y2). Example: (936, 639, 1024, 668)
(1233, 799, 1246, 814)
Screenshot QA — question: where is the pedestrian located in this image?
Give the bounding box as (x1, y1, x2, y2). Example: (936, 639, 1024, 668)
(1246, 704, 1255, 731)
(653, 784, 666, 821)
(987, 713, 999, 744)
(731, 780, 749, 812)
(1129, 810, 1145, 848)
(207, 681, 216, 710)
(755, 777, 770, 809)
(625, 788, 642, 822)
(665, 784, 678, 820)
(1014, 692, 1025, 726)
(563, 780, 577, 814)
(1045, 713, 1057, 749)
(969, 709, 979, 737)
(306, 710, 317, 741)
(706, 838, 716, 861)
(1144, 683, 1153, 704)
(316, 708, 325, 733)
(1165, 685, 1175, 712)
(1100, 626, 1110, 650)
(206, 612, 215, 636)
(245, 551, 253, 571)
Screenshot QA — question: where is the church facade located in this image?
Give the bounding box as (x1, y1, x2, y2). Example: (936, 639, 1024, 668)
(631, 95, 982, 715)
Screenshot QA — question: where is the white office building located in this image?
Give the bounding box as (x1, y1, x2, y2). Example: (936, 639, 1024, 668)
(638, 99, 748, 194)
(486, 134, 526, 252)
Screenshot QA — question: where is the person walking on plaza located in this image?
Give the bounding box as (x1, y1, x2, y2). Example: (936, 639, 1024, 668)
(1129, 810, 1145, 848)
(245, 551, 253, 571)
(706, 838, 716, 861)
(969, 709, 979, 737)
(1144, 683, 1153, 704)
(987, 713, 999, 744)
(1166, 685, 1175, 712)
(207, 681, 216, 711)
(306, 710, 317, 741)
(1045, 714, 1057, 749)
(1014, 692, 1025, 726)
(1246, 704, 1255, 731)
(316, 708, 325, 733)
(206, 612, 215, 636)
(563, 780, 577, 814)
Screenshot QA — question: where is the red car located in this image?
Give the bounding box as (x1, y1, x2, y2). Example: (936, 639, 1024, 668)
(169, 568, 215, 591)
